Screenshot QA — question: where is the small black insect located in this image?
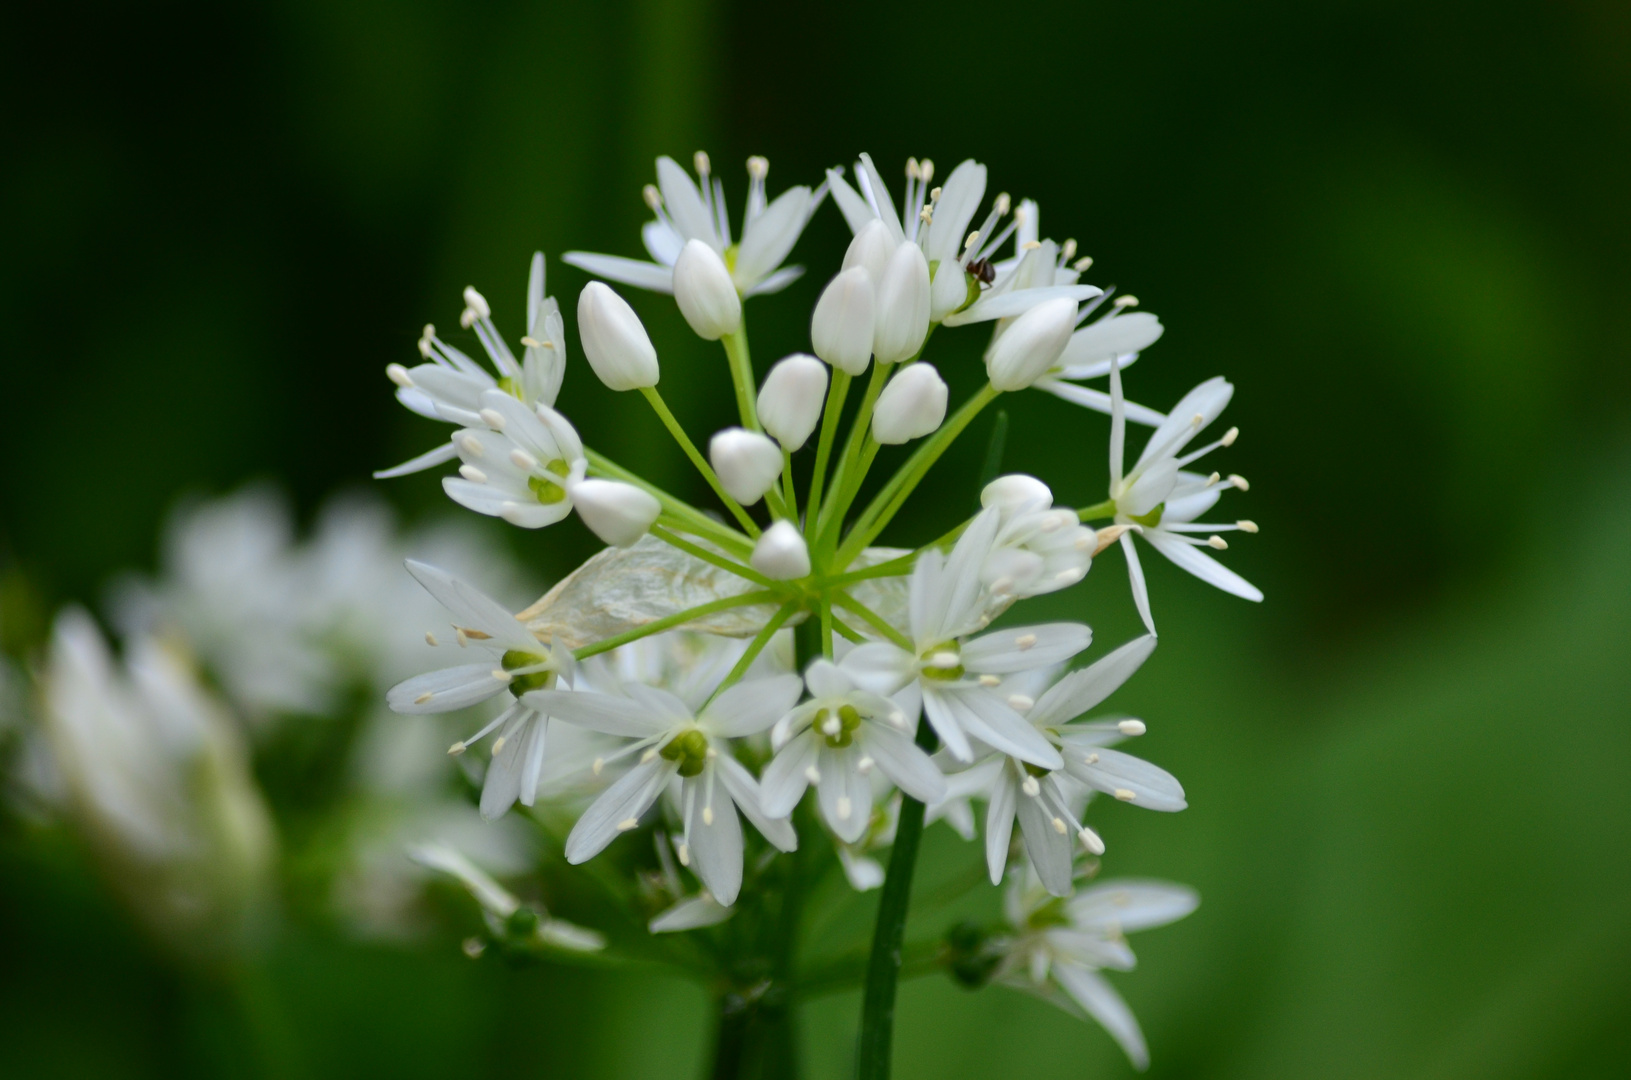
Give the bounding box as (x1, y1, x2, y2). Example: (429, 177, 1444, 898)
(966, 257, 996, 285)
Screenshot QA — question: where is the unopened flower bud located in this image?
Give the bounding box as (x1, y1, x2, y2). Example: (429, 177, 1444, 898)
(985, 297, 1078, 391)
(871, 362, 947, 444)
(757, 354, 828, 451)
(811, 267, 875, 376)
(570, 479, 660, 547)
(872, 242, 931, 364)
(982, 474, 1053, 514)
(842, 220, 895, 283)
(709, 428, 783, 505)
(672, 239, 741, 340)
(750, 521, 811, 580)
(577, 282, 660, 391)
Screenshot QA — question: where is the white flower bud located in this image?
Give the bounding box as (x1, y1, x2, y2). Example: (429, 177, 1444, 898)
(984, 296, 1078, 391)
(929, 257, 971, 322)
(872, 241, 931, 364)
(577, 282, 660, 391)
(672, 239, 741, 340)
(757, 354, 828, 451)
(982, 474, 1053, 515)
(709, 428, 783, 505)
(842, 219, 895, 283)
(750, 521, 811, 580)
(570, 479, 660, 547)
(811, 267, 875, 376)
(871, 362, 947, 444)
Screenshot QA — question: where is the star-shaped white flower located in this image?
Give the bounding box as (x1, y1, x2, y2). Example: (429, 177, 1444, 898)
(377, 254, 567, 478)
(563, 152, 825, 298)
(1106, 356, 1263, 634)
(760, 658, 944, 843)
(843, 509, 1087, 768)
(525, 674, 802, 906)
(385, 560, 573, 820)
(998, 869, 1198, 1070)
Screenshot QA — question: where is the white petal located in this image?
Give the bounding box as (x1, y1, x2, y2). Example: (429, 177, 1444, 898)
(856, 153, 904, 243)
(522, 688, 673, 737)
(481, 710, 545, 819)
(984, 770, 1017, 884)
(943, 284, 1102, 326)
(839, 642, 916, 695)
(404, 560, 538, 651)
(1057, 312, 1164, 368)
(817, 746, 870, 843)
(1029, 635, 1157, 729)
(962, 622, 1092, 674)
(940, 687, 1062, 769)
(735, 186, 812, 286)
(715, 754, 797, 852)
(373, 440, 459, 479)
(925, 508, 1000, 642)
(826, 168, 877, 233)
(564, 757, 672, 863)
(922, 687, 974, 762)
(1143, 531, 1263, 602)
(655, 156, 718, 246)
(1052, 964, 1149, 1070)
(1016, 780, 1076, 896)
(649, 894, 734, 933)
(561, 252, 677, 294)
(760, 730, 819, 817)
(1069, 879, 1199, 933)
(802, 658, 853, 700)
(1065, 748, 1187, 811)
(1033, 380, 1167, 427)
(1134, 376, 1233, 472)
(862, 723, 947, 805)
(743, 264, 805, 296)
(1120, 533, 1156, 636)
(641, 220, 685, 266)
(705, 674, 803, 736)
(922, 159, 987, 263)
(686, 776, 745, 905)
(386, 663, 505, 714)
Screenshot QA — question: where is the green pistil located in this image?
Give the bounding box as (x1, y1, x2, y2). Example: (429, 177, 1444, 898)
(1127, 503, 1165, 528)
(527, 458, 571, 504)
(497, 375, 523, 399)
(659, 728, 710, 778)
(819, 704, 864, 748)
(501, 650, 555, 697)
(1022, 761, 1051, 779)
(919, 642, 965, 682)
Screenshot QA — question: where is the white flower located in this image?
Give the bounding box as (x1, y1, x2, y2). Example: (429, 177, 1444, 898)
(979, 475, 1097, 600)
(842, 510, 1086, 767)
(408, 842, 604, 952)
(563, 152, 825, 298)
(385, 561, 573, 820)
(870, 362, 948, 444)
(377, 253, 566, 478)
(984, 295, 1081, 391)
(756, 354, 828, 451)
(40, 609, 275, 948)
(998, 870, 1199, 1070)
(524, 674, 803, 906)
(710, 427, 784, 505)
(943, 636, 1185, 896)
(671, 238, 742, 339)
(810, 267, 875, 376)
(1107, 358, 1262, 634)
(570, 479, 662, 547)
(940, 198, 1102, 329)
(647, 831, 735, 933)
(1033, 306, 1167, 426)
(577, 281, 661, 391)
(750, 520, 812, 580)
(442, 389, 591, 530)
(760, 659, 944, 842)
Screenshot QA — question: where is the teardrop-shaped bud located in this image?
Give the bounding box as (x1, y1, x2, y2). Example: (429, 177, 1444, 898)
(842, 219, 895, 283)
(577, 283, 660, 391)
(709, 428, 783, 505)
(570, 478, 660, 546)
(672, 239, 742, 340)
(871, 363, 947, 445)
(750, 521, 811, 580)
(981, 474, 1053, 516)
(811, 267, 875, 376)
(757, 355, 828, 451)
(872, 241, 931, 364)
(984, 296, 1077, 391)
(929, 258, 973, 322)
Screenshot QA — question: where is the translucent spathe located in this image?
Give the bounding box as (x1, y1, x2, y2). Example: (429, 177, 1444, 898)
(577, 282, 660, 390)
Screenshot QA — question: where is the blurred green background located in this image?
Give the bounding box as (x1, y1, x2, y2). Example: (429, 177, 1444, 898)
(3, 0, 1629, 1077)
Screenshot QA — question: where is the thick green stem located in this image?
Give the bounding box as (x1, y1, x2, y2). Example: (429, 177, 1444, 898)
(722, 323, 761, 433)
(640, 387, 762, 537)
(571, 589, 781, 660)
(855, 719, 939, 1080)
(1078, 498, 1117, 521)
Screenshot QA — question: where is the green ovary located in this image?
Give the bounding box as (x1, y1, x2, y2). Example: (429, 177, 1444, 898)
(660, 729, 710, 778)
(919, 642, 965, 682)
(501, 650, 556, 697)
(527, 458, 571, 504)
(818, 704, 864, 748)
(1126, 503, 1165, 528)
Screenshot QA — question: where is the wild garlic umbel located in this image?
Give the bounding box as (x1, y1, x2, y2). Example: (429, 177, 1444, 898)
(379, 150, 1262, 1077)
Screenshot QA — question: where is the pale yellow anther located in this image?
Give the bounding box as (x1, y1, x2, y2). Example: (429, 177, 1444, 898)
(1237, 520, 1259, 533)
(930, 650, 959, 667)
(1073, 256, 1094, 272)
(1114, 295, 1139, 308)
(616, 817, 640, 832)
(1022, 775, 1042, 797)
(491, 669, 512, 683)
(857, 756, 875, 774)
(1114, 788, 1137, 802)
(458, 433, 485, 457)
(1118, 719, 1146, 736)
(425, 632, 438, 647)
(642, 184, 662, 210)
(676, 842, 690, 866)
(995, 193, 1011, 215)
(1085, 752, 1100, 764)
(1008, 694, 1034, 712)
(1205, 471, 1221, 486)
(455, 628, 470, 648)
(459, 464, 487, 484)
(702, 806, 715, 826)
(804, 765, 821, 784)
(906, 157, 920, 179)
(415, 691, 434, 705)
(746, 155, 768, 180)
(1061, 238, 1078, 262)
(1080, 826, 1106, 854)
(479, 407, 506, 431)
(693, 150, 711, 176)
(1229, 473, 1250, 491)
(919, 159, 934, 182)
(965, 231, 980, 252)
(520, 336, 542, 348)
(1022, 240, 1042, 251)
(1015, 634, 1038, 650)
(387, 363, 414, 388)
(640, 748, 658, 763)
(979, 674, 1001, 687)
(592, 757, 605, 775)
(1222, 426, 1239, 447)
(509, 448, 538, 471)
(492, 736, 506, 754)
(1052, 817, 1068, 834)
(1208, 535, 1228, 550)
(929, 185, 942, 203)
(447, 741, 466, 756)
(837, 797, 853, 820)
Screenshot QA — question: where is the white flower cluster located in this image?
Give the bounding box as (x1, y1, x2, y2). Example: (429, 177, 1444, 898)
(358, 149, 1265, 1065)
